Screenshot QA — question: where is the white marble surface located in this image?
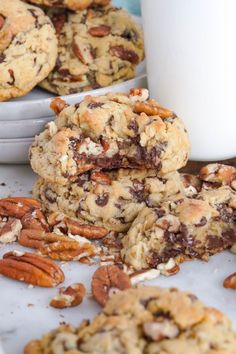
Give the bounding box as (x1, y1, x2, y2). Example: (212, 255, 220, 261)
(0, 165, 236, 354)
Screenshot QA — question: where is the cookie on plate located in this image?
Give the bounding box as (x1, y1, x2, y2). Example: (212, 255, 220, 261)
(30, 89, 190, 184)
(0, 0, 58, 101)
(39, 5, 144, 95)
(122, 177, 236, 270)
(25, 0, 110, 11)
(24, 286, 236, 354)
(33, 170, 196, 233)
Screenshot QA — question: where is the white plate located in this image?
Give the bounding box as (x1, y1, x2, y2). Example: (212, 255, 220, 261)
(0, 165, 236, 354)
(0, 138, 33, 164)
(0, 117, 53, 139)
(0, 66, 146, 121)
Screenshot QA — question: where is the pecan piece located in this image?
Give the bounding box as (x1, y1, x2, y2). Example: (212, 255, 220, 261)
(50, 97, 68, 115)
(18, 229, 70, 249)
(51, 13, 67, 35)
(223, 272, 236, 289)
(110, 45, 139, 64)
(129, 88, 149, 102)
(64, 218, 108, 239)
(21, 210, 49, 231)
(0, 251, 64, 287)
(133, 101, 174, 118)
(88, 25, 111, 37)
(91, 265, 131, 306)
(91, 171, 112, 185)
(50, 283, 86, 309)
(0, 197, 41, 218)
(0, 218, 22, 244)
(40, 240, 96, 261)
(72, 41, 94, 64)
(143, 320, 179, 341)
(200, 163, 236, 186)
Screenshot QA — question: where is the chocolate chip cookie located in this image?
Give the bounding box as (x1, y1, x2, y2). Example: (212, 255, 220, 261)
(30, 89, 190, 184)
(39, 5, 144, 95)
(33, 169, 192, 232)
(25, 0, 110, 11)
(24, 286, 236, 353)
(122, 164, 236, 271)
(0, 0, 58, 101)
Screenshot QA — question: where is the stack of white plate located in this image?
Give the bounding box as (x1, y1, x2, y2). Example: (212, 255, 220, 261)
(0, 63, 147, 164)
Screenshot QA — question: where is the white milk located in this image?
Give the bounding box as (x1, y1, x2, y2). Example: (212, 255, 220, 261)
(141, 0, 236, 160)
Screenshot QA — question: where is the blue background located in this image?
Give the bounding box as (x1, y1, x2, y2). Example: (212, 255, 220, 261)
(112, 0, 141, 15)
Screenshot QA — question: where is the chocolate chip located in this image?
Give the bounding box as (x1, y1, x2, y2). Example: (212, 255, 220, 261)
(44, 188, 57, 203)
(129, 179, 145, 202)
(195, 216, 207, 227)
(51, 12, 67, 35)
(7, 69, 15, 85)
(121, 29, 138, 42)
(206, 235, 224, 250)
(95, 193, 109, 207)
(76, 173, 90, 187)
(128, 120, 138, 133)
(0, 53, 6, 63)
(88, 102, 104, 109)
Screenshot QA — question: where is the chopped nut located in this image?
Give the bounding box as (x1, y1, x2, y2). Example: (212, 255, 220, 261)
(91, 265, 131, 306)
(223, 272, 236, 289)
(130, 268, 160, 285)
(50, 283, 86, 309)
(64, 218, 109, 239)
(91, 171, 112, 185)
(0, 219, 22, 244)
(129, 88, 149, 103)
(88, 25, 111, 37)
(110, 45, 139, 64)
(50, 98, 68, 115)
(134, 101, 174, 118)
(157, 258, 180, 276)
(143, 320, 179, 341)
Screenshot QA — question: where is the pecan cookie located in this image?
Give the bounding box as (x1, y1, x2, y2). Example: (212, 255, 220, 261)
(122, 167, 236, 270)
(0, 0, 58, 101)
(39, 6, 144, 95)
(24, 286, 236, 353)
(30, 90, 190, 184)
(25, 0, 110, 11)
(33, 169, 193, 232)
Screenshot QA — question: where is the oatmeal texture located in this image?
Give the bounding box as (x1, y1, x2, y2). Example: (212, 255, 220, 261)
(39, 5, 144, 95)
(33, 170, 192, 232)
(30, 90, 190, 184)
(24, 286, 236, 354)
(0, 0, 57, 101)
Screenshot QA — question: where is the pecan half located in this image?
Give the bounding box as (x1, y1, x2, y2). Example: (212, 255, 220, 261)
(91, 265, 131, 306)
(91, 171, 112, 185)
(0, 218, 22, 244)
(88, 25, 111, 37)
(223, 272, 236, 289)
(50, 97, 68, 115)
(133, 101, 174, 118)
(50, 283, 86, 309)
(40, 240, 96, 261)
(18, 229, 70, 249)
(0, 251, 64, 287)
(64, 218, 108, 239)
(109, 45, 139, 64)
(0, 197, 41, 219)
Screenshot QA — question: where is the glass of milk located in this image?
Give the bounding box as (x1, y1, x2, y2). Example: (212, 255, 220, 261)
(141, 0, 236, 160)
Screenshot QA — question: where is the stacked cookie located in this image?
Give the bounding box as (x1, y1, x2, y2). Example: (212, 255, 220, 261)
(30, 89, 236, 272)
(0, 0, 144, 101)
